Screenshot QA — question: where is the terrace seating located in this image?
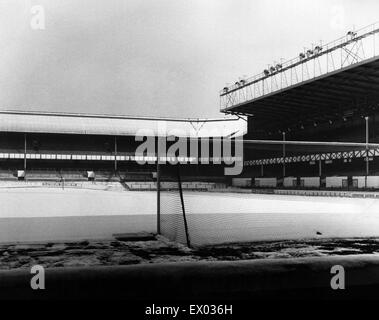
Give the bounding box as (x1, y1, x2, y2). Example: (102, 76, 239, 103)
(120, 172, 154, 182)
(124, 180, 226, 191)
(95, 171, 120, 182)
(0, 169, 17, 181)
(25, 170, 61, 181)
(60, 170, 87, 181)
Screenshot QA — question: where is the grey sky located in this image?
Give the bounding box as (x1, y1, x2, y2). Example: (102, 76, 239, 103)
(0, 0, 378, 118)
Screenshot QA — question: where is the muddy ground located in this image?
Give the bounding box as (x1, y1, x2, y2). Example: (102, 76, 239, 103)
(0, 237, 379, 270)
(1, 236, 379, 270)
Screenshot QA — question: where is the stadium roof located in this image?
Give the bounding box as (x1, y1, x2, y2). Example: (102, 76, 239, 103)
(223, 57, 379, 130)
(0, 110, 246, 138)
(220, 23, 379, 132)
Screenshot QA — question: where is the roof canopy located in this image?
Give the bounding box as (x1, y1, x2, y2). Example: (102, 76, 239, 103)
(224, 57, 379, 131)
(0, 111, 246, 138)
(220, 23, 379, 133)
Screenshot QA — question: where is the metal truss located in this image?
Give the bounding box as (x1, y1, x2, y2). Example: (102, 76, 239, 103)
(244, 148, 377, 167)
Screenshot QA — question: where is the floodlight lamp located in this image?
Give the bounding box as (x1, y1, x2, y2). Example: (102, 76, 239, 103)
(314, 46, 323, 54)
(276, 64, 282, 70)
(270, 66, 276, 73)
(347, 31, 357, 39)
(299, 53, 306, 60)
(264, 69, 270, 76)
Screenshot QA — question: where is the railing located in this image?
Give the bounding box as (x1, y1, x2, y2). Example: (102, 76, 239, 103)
(220, 22, 379, 112)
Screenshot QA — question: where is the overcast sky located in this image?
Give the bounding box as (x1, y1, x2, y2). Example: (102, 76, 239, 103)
(0, 0, 378, 118)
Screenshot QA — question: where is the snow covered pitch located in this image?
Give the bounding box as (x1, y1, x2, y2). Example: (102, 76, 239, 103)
(1, 187, 379, 244)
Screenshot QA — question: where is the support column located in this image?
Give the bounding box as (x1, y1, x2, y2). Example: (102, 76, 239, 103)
(282, 132, 286, 177)
(24, 133, 27, 171)
(373, 114, 376, 139)
(156, 154, 161, 235)
(114, 136, 118, 172)
(318, 159, 322, 177)
(365, 116, 369, 188)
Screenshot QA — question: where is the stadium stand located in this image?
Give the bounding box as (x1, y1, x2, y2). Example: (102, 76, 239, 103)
(217, 22, 379, 194)
(0, 111, 245, 193)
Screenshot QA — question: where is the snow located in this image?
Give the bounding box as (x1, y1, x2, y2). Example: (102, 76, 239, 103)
(1, 187, 379, 244)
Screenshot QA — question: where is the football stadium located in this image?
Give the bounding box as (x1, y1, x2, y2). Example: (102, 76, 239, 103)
(2, 23, 379, 245)
(2, 8, 379, 301)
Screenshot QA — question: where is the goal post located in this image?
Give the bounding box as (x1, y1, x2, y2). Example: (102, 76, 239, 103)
(156, 163, 191, 247)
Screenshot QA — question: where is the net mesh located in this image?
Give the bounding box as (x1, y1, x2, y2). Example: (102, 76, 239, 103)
(159, 167, 190, 246)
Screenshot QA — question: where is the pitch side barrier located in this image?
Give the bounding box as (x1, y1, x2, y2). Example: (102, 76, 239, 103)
(274, 189, 379, 199)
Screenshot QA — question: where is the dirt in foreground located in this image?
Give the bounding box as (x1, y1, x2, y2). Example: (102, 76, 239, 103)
(1, 236, 379, 270)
